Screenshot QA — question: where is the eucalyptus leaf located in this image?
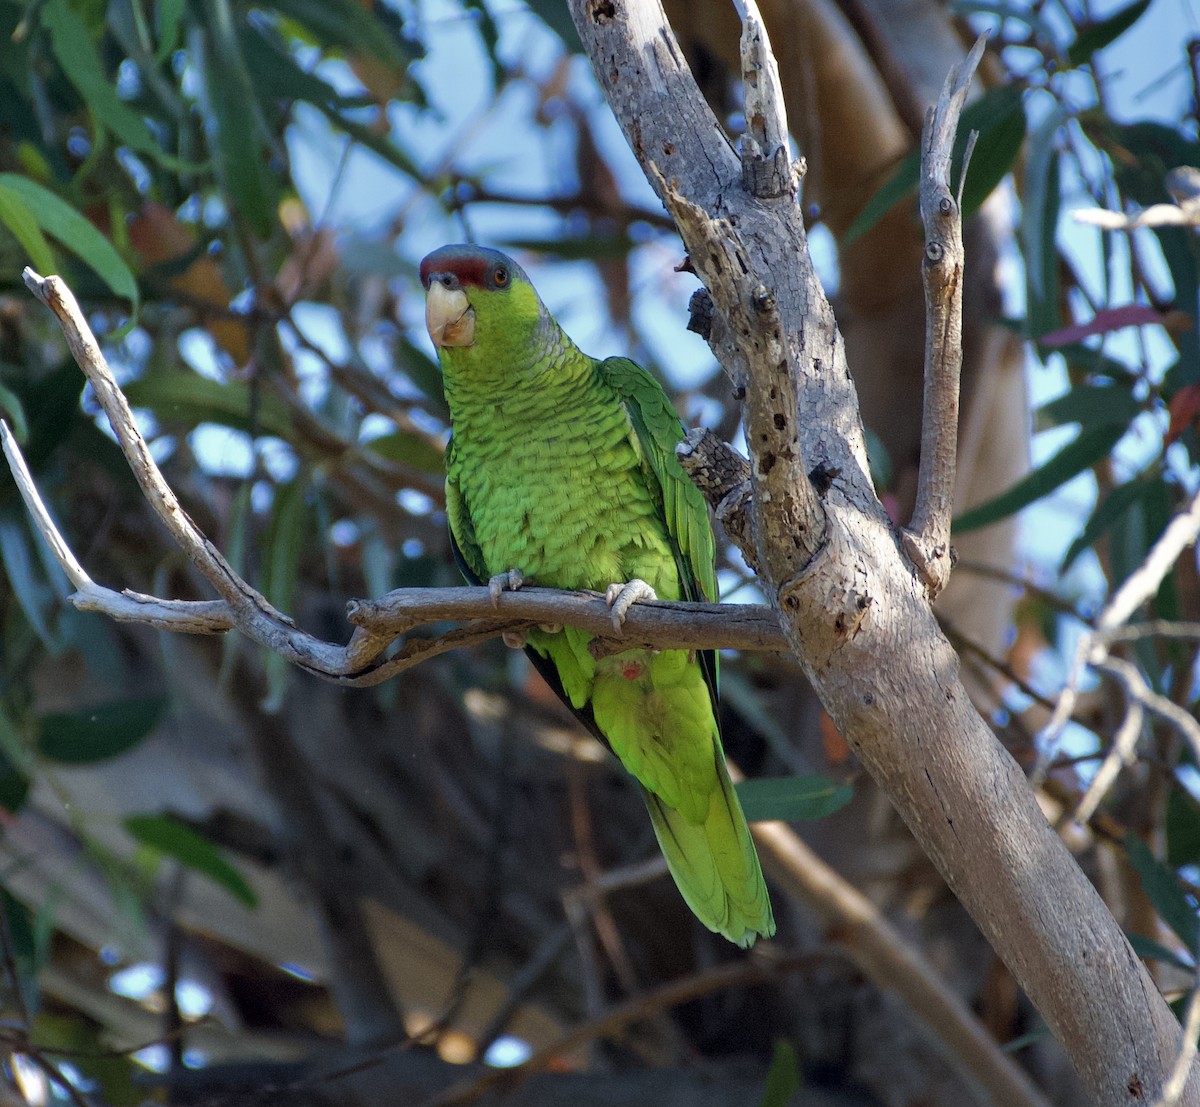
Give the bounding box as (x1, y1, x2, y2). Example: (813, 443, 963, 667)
(1038, 382, 1141, 429)
(1023, 103, 1069, 337)
(1061, 478, 1157, 571)
(365, 430, 444, 473)
(0, 175, 139, 318)
(953, 423, 1124, 533)
(1067, 0, 1153, 66)
(122, 373, 292, 440)
(0, 182, 56, 273)
(1126, 931, 1195, 972)
(38, 697, 166, 764)
(844, 85, 1024, 244)
(736, 774, 853, 822)
(1125, 832, 1199, 954)
(0, 510, 55, 647)
(125, 813, 257, 908)
(758, 1040, 801, 1107)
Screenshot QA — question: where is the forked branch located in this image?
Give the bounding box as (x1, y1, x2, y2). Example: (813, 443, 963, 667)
(901, 34, 986, 598)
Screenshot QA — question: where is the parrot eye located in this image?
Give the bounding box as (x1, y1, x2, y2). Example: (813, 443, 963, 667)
(493, 265, 509, 287)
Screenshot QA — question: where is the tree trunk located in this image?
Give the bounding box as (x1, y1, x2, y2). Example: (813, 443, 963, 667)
(568, 1, 1200, 1100)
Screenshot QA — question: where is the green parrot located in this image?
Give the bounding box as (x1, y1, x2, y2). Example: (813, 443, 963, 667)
(421, 243, 774, 947)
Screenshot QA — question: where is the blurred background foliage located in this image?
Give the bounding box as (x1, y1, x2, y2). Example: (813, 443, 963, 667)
(0, 0, 1197, 1103)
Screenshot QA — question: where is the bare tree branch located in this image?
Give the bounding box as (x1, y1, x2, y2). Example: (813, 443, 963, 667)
(1161, 973, 1200, 1107)
(1036, 485, 1200, 782)
(567, 1, 1200, 1101)
(901, 36, 985, 598)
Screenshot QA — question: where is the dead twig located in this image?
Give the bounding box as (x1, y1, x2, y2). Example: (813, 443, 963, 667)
(901, 34, 987, 599)
(1035, 485, 1200, 787)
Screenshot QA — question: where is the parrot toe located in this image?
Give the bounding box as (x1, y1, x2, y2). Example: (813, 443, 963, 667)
(501, 629, 528, 649)
(604, 578, 657, 632)
(488, 568, 525, 606)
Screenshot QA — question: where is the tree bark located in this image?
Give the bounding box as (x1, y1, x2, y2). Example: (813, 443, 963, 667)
(568, 0, 1200, 1101)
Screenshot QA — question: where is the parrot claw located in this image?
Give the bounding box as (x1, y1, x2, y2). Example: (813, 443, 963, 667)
(501, 630, 528, 649)
(488, 568, 525, 606)
(604, 579, 657, 633)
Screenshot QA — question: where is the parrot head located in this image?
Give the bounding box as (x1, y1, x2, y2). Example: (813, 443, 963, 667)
(420, 244, 545, 359)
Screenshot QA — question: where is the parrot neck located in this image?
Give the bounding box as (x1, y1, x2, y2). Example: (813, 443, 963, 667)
(440, 313, 596, 417)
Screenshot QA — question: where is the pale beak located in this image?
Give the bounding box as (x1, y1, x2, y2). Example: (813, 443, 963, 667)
(425, 280, 476, 349)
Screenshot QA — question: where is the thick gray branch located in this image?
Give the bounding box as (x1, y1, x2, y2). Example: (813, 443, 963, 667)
(568, 2, 1200, 1102)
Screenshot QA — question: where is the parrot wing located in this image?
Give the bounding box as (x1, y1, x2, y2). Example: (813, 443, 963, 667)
(445, 434, 489, 586)
(599, 356, 720, 704)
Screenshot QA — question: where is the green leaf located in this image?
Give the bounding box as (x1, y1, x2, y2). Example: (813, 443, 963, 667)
(953, 423, 1124, 533)
(1168, 787, 1200, 866)
(0, 704, 31, 813)
(842, 155, 917, 246)
(365, 430, 444, 473)
(398, 337, 449, 418)
(199, 6, 279, 238)
(0, 703, 32, 814)
(959, 93, 1027, 215)
(1, 891, 36, 970)
(0, 175, 139, 319)
(260, 479, 309, 711)
(32, 1014, 139, 1107)
(1049, 342, 1137, 382)
(0, 182, 56, 273)
(273, 0, 416, 67)
(0, 509, 56, 647)
(1067, 0, 1153, 66)
(1061, 478, 1157, 570)
(41, 0, 158, 156)
(758, 1040, 801, 1107)
(844, 86, 1024, 244)
(525, 0, 583, 48)
(0, 756, 29, 814)
(735, 774, 854, 822)
(1127, 931, 1195, 971)
(38, 697, 166, 763)
(155, 0, 186, 62)
(1023, 103, 1068, 338)
(238, 19, 424, 180)
(462, 0, 504, 87)
(945, 0, 1058, 36)
(1125, 832, 1199, 954)
(1001, 1024, 1051, 1052)
(862, 425, 894, 490)
(122, 373, 292, 439)
(0, 381, 29, 442)
(505, 233, 634, 261)
(125, 813, 257, 908)
(1038, 382, 1141, 429)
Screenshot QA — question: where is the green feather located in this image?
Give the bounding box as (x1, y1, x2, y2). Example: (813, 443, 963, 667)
(426, 244, 774, 945)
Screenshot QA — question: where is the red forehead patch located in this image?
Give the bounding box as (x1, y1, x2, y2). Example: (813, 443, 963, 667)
(419, 248, 498, 289)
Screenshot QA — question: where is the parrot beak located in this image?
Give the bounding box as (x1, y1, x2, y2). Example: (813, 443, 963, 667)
(425, 280, 476, 349)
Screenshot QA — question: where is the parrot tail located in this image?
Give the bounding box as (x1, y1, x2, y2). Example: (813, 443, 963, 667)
(641, 753, 775, 948)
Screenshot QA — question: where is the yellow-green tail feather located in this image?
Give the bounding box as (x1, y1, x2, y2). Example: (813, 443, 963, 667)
(642, 751, 775, 948)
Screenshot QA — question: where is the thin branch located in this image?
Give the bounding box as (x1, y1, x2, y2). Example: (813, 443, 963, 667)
(2, 322, 792, 692)
(1072, 664, 1145, 825)
(568, 3, 1198, 1100)
(1035, 485, 1200, 784)
(1160, 972, 1200, 1107)
(750, 819, 1052, 1107)
(1073, 205, 1200, 230)
(427, 952, 830, 1107)
(901, 34, 987, 598)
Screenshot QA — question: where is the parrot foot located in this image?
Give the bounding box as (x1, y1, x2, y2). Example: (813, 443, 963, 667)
(488, 568, 525, 606)
(604, 578, 657, 632)
(501, 630, 528, 649)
